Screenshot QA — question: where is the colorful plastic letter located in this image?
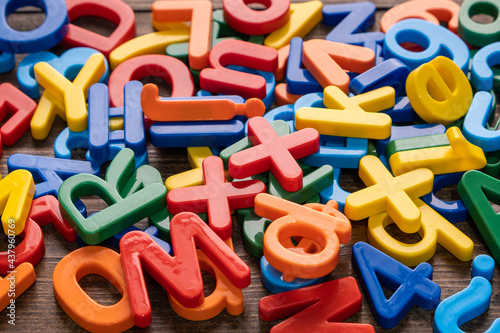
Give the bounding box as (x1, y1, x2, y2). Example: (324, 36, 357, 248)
(380, 0, 460, 33)
(221, 119, 290, 166)
(29, 196, 77, 242)
(255, 193, 351, 280)
(152, 1, 211, 70)
(60, 0, 135, 58)
(352, 242, 441, 329)
(166, 147, 214, 191)
(0, 83, 37, 157)
(471, 42, 500, 91)
(53, 246, 134, 332)
(150, 119, 246, 148)
(345, 155, 434, 234)
(108, 22, 190, 69)
(108, 55, 194, 107)
(200, 40, 278, 99)
(229, 116, 320, 192)
(141, 84, 265, 121)
(0, 263, 36, 312)
(7, 154, 99, 201)
(119, 213, 250, 327)
(458, 170, 500, 266)
(0, 170, 35, 235)
(285, 38, 322, 95)
(168, 243, 244, 321)
(17, 48, 109, 99)
(223, 0, 290, 35)
(0, 0, 68, 53)
(33, 53, 106, 134)
(458, 0, 500, 47)
(377, 123, 446, 160)
(383, 19, 469, 72)
(260, 255, 325, 294)
(421, 172, 468, 224)
(0, 217, 44, 275)
(211, 8, 265, 44)
(385, 133, 449, 159)
(269, 164, 333, 204)
(264, 1, 323, 49)
(302, 39, 375, 93)
(238, 193, 319, 259)
(434, 254, 500, 332)
(406, 56, 472, 125)
(259, 277, 375, 332)
(350, 59, 410, 96)
(389, 127, 487, 176)
(323, 2, 384, 46)
(295, 86, 394, 140)
(166, 21, 240, 64)
(463, 91, 500, 152)
(319, 168, 352, 212)
(58, 149, 166, 245)
(88, 81, 147, 166)
(167, 156, 266, 240)
(383, 96, 421, 124)
(368, 198, 474, 266)
(0, 52, 14, 73)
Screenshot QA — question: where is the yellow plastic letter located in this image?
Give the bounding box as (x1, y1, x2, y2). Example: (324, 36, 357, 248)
(367, 198, 474, 266)
(406, 56, 473, 125)
(0, 170, 35, 235)
(33, 53, 106, 135)
(265, 1, 323, 49)
(165, 147, 213, 191)
(109, 30, 190, 69)
(295, 86, 394, 140)
(389, 127, 487, 176)
(345, 155, 434, 234)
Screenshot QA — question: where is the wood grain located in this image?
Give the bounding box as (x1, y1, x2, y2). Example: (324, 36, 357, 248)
(0, 1, 497, 332)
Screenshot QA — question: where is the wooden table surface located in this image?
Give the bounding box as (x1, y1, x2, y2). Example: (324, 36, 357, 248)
(1, 0, 499, 332)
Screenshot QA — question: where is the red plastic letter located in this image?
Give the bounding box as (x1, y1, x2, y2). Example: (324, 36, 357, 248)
(0, 218, 44, 275)
(0, 83, 37, 157)
(108, 55, 194, 107)
(259, 277, 375, 333)
(60, 0, 136, 58)
(223, 0, 291, 35)
(229, 116, 320, 192)
(200, 40, 278, 99)
(167, 156, 266, 240)
(119, 212, 251, 327)
(29, 196, 77, 242)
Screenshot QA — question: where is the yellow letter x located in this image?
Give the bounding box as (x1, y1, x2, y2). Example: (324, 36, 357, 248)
(345, 155, 434, 234)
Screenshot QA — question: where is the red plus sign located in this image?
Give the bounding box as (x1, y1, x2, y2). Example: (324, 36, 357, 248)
(229, 116, 320, 192)
(167, 155, 266, 240)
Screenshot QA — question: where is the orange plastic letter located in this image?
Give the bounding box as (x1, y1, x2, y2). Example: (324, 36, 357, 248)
(302, 39, 375, 93)
(152, 1, 212, 70)
(255, 193, 351, 281)
(0, 263, 36, 312)
(52, 246, 134, 333)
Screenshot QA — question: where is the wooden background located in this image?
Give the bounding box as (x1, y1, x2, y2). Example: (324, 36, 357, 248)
(2, 0, 499, 332)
